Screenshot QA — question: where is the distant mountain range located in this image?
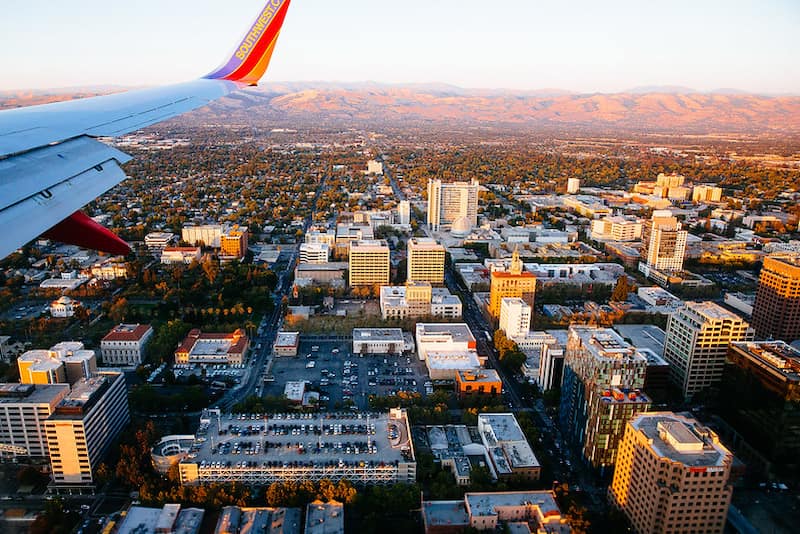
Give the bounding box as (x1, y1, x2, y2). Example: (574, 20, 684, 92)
(3, 82, 799, 133)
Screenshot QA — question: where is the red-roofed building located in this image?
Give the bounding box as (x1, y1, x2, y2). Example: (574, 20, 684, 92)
(101, 324, 153, 366)
(175, 329, 249, 365)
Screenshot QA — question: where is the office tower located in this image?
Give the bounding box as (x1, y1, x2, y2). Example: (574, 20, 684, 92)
(488, 248, 536, 319)
(499, 297, 531, 339)
(655, 173, 685, 188)
(426, 178, 479, 232)
(609, 412, 733, 534)
(219, 225, 248, 259)
(721, 341, 800, 471)
(567, 178, 581, 194)
(641, 210, 687, 272)
(407, 238, 445, 284)
(559, 326, 650, 471)
(397, 200, 410, 225)
(348, 240, 390, 287)
(46, 372, 130, 488)
(663, 301, 753, 399)
(299, 242, 330, 264)
(0, 383, 69, 458)
(751, 255, 800, 342)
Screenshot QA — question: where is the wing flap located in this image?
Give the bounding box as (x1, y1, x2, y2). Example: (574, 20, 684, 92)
(0, 136, 130, 258)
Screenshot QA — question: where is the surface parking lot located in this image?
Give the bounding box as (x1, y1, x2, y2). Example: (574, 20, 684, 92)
(264, 340, 432, 411)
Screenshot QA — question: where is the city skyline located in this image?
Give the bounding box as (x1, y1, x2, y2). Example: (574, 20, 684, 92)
(1, 0, 799, 94)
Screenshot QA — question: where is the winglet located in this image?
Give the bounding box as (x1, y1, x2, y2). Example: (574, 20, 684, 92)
(205, 0, 291, 86)
(43, 211, 131, 257)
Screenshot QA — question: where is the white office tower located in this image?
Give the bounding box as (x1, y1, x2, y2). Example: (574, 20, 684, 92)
(397, 200, 411, 225)
(427, 179, 479, 232)
(642, 210, 687, 272)
(299, 243, 330, 264)
(567, 178, 581, 194)
(663, 301, 754, 399)
(499, 297, 532, 339)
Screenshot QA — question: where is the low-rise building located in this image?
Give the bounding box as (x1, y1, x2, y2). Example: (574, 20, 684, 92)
(49, 296, 82, 318)
(175, 329, 249, 365)
(416, 323, 482, 380)
(274, 332, 300, 357)
(89, 258, 128, 280)
(455, 370, 502, 399)
(294, 262, 349, 285)
(380, 283, 462, 320)
(177, 409, 416, 486)
(304, 500, 343, 534)
(117, 504, 205, 534)
(636, 286, 683, 311)
(144, 231, 177, 253)
(18, 342, 97, 385)
(161, 246, 202, 265)
(299, 243, 330, 264)
(100, 323, 153, 366)
(477, 413, 541, 481)
(422, 491, 570, 533)
(352, 328, 407, 355)
(214, 506, 301, 534)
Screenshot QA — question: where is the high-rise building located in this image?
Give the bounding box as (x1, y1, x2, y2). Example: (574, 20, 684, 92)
(488, 248, 536, 319)
(397, 200, 410, 225)
(609, 412, 733, 534)
(299, 242, 330, 264)
(0, 383, 69, 459)
(640, 210, 687, 273)
(499, 297, 531, 339)
(567, 177, 581, 194)
(663, 301, 753, 399)
(219, 225, 248, 259)
(721, 341, 800, 472)
(46, 372, 130, 488)
(751, 255, 800, 342)
(559, 326, 650, 471)
(348, 240, 390, 287)
(426, 178, 479, 232)
(407, 238, 445, 284)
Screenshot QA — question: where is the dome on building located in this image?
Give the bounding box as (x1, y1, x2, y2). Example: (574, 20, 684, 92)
(451, 216, 471, 237)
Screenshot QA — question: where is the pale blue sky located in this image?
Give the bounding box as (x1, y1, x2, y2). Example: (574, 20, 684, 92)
(1, 0, 798, 93)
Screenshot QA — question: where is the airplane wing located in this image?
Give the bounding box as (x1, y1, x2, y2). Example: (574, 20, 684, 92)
(0, 0, 291, 259)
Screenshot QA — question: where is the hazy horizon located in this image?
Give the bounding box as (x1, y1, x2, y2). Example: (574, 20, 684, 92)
(1, 0, 798, 94)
